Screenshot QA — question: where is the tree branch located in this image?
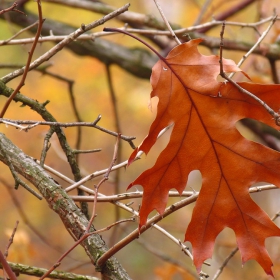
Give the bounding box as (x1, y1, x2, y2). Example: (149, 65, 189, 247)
(0, 4, 156, 80)
(0, 132, 131, 280)
(0, 261, 100, 279)
(0, 0, 44, 117)
(2, 4, 280, 82)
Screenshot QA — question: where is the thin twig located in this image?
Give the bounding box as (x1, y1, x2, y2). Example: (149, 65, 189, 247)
(35, 156, 279, 202)
(0, 251, 17, 280)
(72, 149, 101, 154)
(39, 218, 133, 280)
(0, 34, 96, 46)
(0, 15, 279, 46)
(40, 158, 278, 277)
(39, 135, 123, 277)
(219, 22, 280, 125)
(38, 160, 199, 268)
(0, 0, 44, 117)
(40, 128, 55, 166)
(70, 183, 278, 202)
(0, 21, 39, 45)
(96, 194, 199, 267)
(271, 210, 280, 222)
(212, 209, 280, 280)
(0, 2, 23, 16)
(199, 0, 256, 33)
(103, 28, 166, 62)
(67, 80, 83, 153)
(0, 117, 136, 148)
(1, 3, 131, 84)
(4, 221, 19, 259)
(71, 191, 192, 202)
(228, 14, 277, 79)
(86, 134, 121, 232)
(49, 152, 277, 275)
(63, 76, 88, 213)
(65, 125, 177, 192)
(153, 0, 181, 45)
(105, 64, 122, 246)
(0, 119, 103, 128)
(0, 261, 99, 280)
(65, 125, 172, 193)
(63, 156, 138, 193)
(212, 247, 239, 280)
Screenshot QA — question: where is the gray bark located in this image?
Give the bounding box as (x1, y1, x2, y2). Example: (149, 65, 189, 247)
(0, 131, 131, 280)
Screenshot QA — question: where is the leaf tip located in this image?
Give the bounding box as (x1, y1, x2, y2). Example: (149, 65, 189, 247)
(195, 265, 202, 275)
(261, 266, 274, 278)
(127, 181, 134, 190)
(127, 147, 140, 166)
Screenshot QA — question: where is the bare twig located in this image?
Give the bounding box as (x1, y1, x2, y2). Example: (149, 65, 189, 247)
(38, 160, 199, 268)
(40, 134, 122, 279)
(212, 209, 280, 280)
(66, 80, 83, 153)
(0, 34, 98, 46)
(1, 15, 279, 46)
(86, 134, 121, 232)
(0, 0, 44, 117)
(39, 218, 134, 280)
(71, 191, 192, 202)
(0, 261, 99, 279)
(39, 128, 55, 166)
(0, 117, 136, 148)
(70, 183, 278, 202)
(199, 0, 256, 33)
(63, 157, 138, 193)
(4, 221, 19, 259)
(39, 157, 278, 278)
(63, 75, 88, 212)
(1, 3, 131, 84)
(72, 149, 101, 154)
(0, 2, 23, 16)
(0, 133, 130, 279)
(219, 22, 280, 125)
(212, 247, 239, 280)
(0, 21, 39, 45)
(64, 125, 177, 193)
(228, 14, 277, 79)
(96, 194, 199, 268)
(0, 251, 17, 280)
(103, 28, 166, 61)
(153, 0, 181, 45)
(105, 64, 122, 245)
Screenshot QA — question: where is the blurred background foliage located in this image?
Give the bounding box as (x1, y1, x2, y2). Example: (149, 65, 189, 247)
(0, 0, 280, 279)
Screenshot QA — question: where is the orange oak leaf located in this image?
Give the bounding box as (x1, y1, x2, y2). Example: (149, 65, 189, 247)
(128, 38, 280, 276)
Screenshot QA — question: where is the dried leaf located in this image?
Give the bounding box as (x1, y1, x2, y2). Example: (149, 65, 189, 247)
(128, 39, 280, 276)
